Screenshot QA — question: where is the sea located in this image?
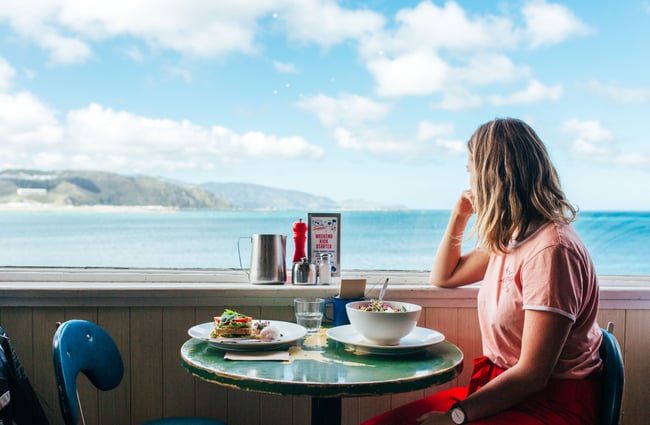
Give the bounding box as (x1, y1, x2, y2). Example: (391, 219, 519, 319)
(1, 210, 649, 275)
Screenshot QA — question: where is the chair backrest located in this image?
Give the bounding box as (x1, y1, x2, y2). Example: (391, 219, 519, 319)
(52, 320, 124, 425)
(0, 326, 50, 425)
(599, 327, 624, 425)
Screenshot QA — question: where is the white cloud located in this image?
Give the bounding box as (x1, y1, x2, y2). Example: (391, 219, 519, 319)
(522, 0, 592, 48)
(122, 46, 145, 63)
(369, 51, 450, 97)
(359, 1, 517, 98)
(435, 87, 483, 110)
(586, 80, 650, 103)
(436, 139, 466, 156)
(65, 103, 324, 160)
(0, 1, 270, 63)
(416, 121, 454, 142)
(280, 0, 385, 46)
(272, 60, 298, 74)
(489, 79, 563, 105)
(297, 93, 391, 128)
(0, 0, 385, 64)
(614, 152, 650, 167)
(0, 91, 63, 145)
(0, 99, 324, 173)
(358, 1, 586, 102)
(458, 53, 530, 86)
(297, 94, 462, 158)
(332, 126, 405, 154)
(389, 1, 517, 52)
(561, 119, 649, 169)
(561, 118, 614, 157)
(417, 122, 465, 156)
(164, 66, 192, 83)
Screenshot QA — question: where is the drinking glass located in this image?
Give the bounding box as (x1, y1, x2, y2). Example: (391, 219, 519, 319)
(293, 297, 325, 333)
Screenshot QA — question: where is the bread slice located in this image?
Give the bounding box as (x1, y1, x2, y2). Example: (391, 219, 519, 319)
(211, 327, 252, 337)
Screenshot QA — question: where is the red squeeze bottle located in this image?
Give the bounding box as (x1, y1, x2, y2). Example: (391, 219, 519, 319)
(292, 218, 308, 263)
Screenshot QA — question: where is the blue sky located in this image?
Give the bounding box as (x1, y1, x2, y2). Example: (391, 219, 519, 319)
(1, 1, 649, 210)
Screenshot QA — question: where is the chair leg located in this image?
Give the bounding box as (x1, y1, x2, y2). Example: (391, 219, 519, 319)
(77, 389, 86, 425)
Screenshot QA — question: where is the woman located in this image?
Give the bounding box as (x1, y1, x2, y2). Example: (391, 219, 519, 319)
(362, 118, 602, 425)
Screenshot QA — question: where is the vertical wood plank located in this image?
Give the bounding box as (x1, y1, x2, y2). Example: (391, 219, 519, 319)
(358, 394, 391, 424)
(130, 307, 164, 424)
(622, 309, 650, 425)
(424, 307, 461, 395)
(34, 307, 66, 425)
(0, 308, 34, 373)
(391, 389, 425, 409)
(260, 305, 294, 322)
(195, 378, 230, 422)
(98, 307, 131, 425)
(340, 397, 358, 425)
(162, 307, 199, 417)
(227, 389, 260, 425)
(597, 309, 626, 337)
(260, 393, 294, 425)
(194, 306, 229, 422)
(456, 308, 481, 386)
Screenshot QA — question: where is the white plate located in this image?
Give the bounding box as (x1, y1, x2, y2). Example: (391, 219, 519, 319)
(188, 320, 307, 351)
(326, 325, 445, 355)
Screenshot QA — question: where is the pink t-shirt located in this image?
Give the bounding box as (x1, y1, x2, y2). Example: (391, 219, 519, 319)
(478, 222, 602, 379)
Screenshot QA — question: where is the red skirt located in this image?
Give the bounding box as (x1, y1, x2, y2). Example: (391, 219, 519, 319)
(361, 356, 601, 425)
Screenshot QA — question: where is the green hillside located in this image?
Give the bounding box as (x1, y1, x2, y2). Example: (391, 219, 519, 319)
(0, 170, 230, 209)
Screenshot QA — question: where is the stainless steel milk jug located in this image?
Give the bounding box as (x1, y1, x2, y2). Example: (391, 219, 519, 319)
(238, 234, 287, 284)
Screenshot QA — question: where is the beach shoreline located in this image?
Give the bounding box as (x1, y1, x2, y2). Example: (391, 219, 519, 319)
(0, 202, 179, 213)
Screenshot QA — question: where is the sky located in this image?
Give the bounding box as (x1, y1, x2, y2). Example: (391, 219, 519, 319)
(0, 0, 649, 211)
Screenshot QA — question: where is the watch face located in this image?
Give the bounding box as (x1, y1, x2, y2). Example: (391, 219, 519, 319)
(450, 407, 466, 424)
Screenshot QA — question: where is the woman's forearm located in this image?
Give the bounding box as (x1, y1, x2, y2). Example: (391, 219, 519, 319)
(429, 211, 474, 287)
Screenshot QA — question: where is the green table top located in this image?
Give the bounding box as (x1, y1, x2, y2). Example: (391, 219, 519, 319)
(181, 328, 464, 398)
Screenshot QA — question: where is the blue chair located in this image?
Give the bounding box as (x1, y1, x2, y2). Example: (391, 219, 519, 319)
(599, 323, 624, 425)
(52, 319, 226, 425)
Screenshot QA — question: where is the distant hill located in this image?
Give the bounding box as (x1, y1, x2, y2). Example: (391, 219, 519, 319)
(199, 182, 338, 210)
(0, 170, 230, 209)
(0, 169, 402, 210)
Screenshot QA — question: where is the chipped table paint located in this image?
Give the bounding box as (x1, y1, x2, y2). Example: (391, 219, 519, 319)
(181, 328, 463, 425)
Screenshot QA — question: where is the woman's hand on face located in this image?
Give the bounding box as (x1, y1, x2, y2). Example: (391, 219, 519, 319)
(416, 411, 452, 425)
(455, 189, 475, 217)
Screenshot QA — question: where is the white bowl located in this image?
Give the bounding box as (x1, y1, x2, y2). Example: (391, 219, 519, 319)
(345, 300, 422, 346)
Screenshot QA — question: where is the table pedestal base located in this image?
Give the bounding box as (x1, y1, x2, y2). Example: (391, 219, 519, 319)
(312, 397, 342, 425)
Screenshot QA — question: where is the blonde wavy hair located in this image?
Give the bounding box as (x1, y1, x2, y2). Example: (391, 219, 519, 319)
(468, 118, 577, 254)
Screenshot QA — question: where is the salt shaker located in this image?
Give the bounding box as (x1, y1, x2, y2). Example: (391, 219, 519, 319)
(318, 253, 332, 285)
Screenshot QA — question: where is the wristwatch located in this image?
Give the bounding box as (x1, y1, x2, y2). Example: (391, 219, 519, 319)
(448, 402, 468, 424)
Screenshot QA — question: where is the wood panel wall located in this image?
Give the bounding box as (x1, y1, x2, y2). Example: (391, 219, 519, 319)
(0, 305, 647, 425)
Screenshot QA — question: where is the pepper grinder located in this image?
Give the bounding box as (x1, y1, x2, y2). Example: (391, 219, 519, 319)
(292, 219, 310, 284)
(292, 218, 307, 263)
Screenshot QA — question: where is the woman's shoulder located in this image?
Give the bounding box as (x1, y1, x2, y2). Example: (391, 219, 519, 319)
(522, 221, 594, 266)
(514, 221, 584, 253)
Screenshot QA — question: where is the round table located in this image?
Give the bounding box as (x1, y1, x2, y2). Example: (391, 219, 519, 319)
(181, 328, 463, 425)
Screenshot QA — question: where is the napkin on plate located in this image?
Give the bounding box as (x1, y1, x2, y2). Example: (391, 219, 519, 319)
(224, 351, 290, 361)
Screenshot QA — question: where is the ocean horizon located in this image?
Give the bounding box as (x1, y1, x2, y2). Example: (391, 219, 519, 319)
(1, 209, 649, 276)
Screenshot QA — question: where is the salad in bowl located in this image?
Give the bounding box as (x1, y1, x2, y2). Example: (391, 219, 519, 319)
(346, 300, 421, 345)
